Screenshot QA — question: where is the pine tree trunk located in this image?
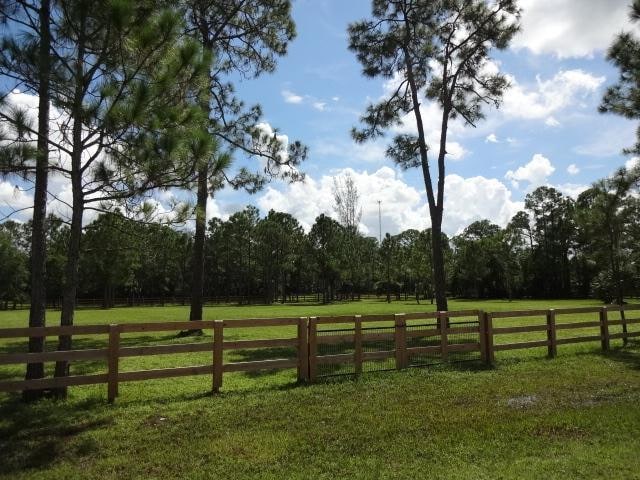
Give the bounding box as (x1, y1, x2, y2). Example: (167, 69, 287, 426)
(189, 164, 208, 328)
(431, 223, 448, 312)
(23, 0, 51, 402)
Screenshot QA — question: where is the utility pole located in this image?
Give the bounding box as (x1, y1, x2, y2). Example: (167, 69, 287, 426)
(378, 200, 382, 245)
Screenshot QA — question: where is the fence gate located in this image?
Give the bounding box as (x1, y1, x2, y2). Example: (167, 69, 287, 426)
(308, 311, 486, 381)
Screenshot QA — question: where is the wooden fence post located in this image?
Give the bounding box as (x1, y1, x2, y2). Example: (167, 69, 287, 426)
(439, 312, 448, 362)
(600, 307, 610, 352)
(478, 311, 488, 364)
(546, 309, 557, 358)
(354, 315, 363, 375)
(107, 324, 120, 403)
(213, 320, 224, 393)
(394, 313, 407, 370)
(308, 317, 318, 383)
(485, 312, 495, 365)
(297, 317, 309, 382)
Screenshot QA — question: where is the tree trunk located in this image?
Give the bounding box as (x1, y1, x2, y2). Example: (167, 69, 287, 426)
(189, 164, 208, 327)
(431, 223, 448, 311)
(23, 0, 51, 402)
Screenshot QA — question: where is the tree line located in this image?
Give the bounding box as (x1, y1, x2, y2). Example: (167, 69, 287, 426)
(2, 167, 639, 310)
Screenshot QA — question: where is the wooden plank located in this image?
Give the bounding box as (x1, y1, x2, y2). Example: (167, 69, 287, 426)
(493, 340, 551, 351)
(119, 365, 212, 382)
(446, 342, 481, 352)
(0, 348, 108, 365)
(600, 308, 610, 351)
(120, 321, 215, 333)
(362, 332, 396, 342)
(297, 317, 309, 382)
(119, 342, 213, 357)
(436, 310, 479, 318)
(556, 335, 603, 345)
(492, 325, 549, 334)
(0, 373, 108, 393)
(354, 316, 363, 375)
(610, 332, 640, 340)
(316, 353, 354, 365)
(395, 313, 407, 370)
(223, 338, 297, 350)
(222, 317, 299, 328)
(547, 309, 557, 358)
(213, 321, 223, 393)
(308, 318, 318, 382)
(554, 307, 602, 315)
(0, 324, 109, 339)
(490, 310, 549, 319)
(608, 318, 640, 326)
(315, 316, 357, 325)
(406, 328, 440, 339)
(406, 346, 441, 355)
(107, 325, 120, 403)
(362, 350, 395, 361)
(223, 358, 298, 373)
(555, 321, 601, 330)
(445, 326, 480, 335)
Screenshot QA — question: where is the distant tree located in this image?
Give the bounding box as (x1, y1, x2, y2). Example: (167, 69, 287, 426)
(349, 0, 520, 311)
(600, 0, 640, 155)
(0, 229, 28, 309)
(332, 172, 362, 233)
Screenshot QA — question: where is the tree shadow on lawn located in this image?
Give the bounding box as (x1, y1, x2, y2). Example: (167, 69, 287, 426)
(594, 341, 640, 370)
(0, 396, 112, 475)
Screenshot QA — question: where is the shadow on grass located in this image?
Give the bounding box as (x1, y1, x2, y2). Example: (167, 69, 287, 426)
(0, 396, 111, 475)
(596, 341, 640, 370)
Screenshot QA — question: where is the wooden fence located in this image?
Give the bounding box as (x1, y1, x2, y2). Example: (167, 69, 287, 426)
(0, 305, 639, 402)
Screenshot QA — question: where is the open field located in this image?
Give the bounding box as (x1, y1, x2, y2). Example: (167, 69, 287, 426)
(1, 299, 640, 479)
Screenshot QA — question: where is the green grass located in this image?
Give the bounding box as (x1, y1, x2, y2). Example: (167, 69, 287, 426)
(1, 299, 640, 479)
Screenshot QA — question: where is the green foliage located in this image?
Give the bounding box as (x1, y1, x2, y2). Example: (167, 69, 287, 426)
(600, 0, 640, 154)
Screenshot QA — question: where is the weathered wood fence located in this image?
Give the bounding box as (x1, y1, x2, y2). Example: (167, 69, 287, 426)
(0, 305, 639, 402)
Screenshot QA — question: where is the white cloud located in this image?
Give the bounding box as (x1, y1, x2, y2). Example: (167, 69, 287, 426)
(312, 102, 327, 111)
(281, 89, 303, 104)
(502, 70, 605, 121)
(626, 157, 640, 170)
(443, 175, 524, 234)
(545, 116, 561, 127)
(567, 163, 580, 175)
(485, 133, 499, 143)
(514, 0, 631, 58)
(505, 154, 556, 189)
(555, 183, 590, 199)
(257, 167, 524, 236)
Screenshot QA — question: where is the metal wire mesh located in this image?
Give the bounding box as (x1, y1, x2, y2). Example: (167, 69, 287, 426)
(316, 318, 481, 378)
(361, 325, 396, 373)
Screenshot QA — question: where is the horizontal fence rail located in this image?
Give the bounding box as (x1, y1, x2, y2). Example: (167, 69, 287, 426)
(0, 305, 639, 402)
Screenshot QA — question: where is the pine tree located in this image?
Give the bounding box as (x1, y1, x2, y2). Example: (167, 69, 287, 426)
(348, 0, 519, 311)
(600, 0, 640, 155)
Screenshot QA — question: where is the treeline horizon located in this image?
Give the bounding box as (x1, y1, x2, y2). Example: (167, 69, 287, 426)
(2, 168, 639, 309)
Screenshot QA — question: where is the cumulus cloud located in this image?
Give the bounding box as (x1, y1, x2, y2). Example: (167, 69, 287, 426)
(502, 70, 605, 121)
(545, 117, 561, 127)
(514, 0, 631, 58)
(505, 154, 556, 189)
(567, 164, 580, 175)
(257, 167, 525, 236)
(281, 89, 303, 104)
(626, 157, 640, 170)
(485, 133, 499, 143)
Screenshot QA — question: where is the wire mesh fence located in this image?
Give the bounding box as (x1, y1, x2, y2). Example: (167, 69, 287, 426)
(315, 318, 482, 378)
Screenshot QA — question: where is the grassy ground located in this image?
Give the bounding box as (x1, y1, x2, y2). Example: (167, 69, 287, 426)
(1, 299, 640, 479)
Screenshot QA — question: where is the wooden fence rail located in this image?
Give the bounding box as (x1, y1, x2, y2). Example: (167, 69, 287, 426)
(1, 305, 639, 402)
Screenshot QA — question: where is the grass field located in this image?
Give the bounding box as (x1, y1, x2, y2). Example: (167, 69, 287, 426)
(1, 298, 640, 479)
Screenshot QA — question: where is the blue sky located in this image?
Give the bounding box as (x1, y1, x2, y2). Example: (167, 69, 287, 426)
(1, 0, 638, 236)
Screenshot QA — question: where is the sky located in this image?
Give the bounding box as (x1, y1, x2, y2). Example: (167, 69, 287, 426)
(1, 0, 639, 237)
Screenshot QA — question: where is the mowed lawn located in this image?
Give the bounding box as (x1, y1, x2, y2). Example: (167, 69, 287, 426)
(1, 299, 640, 479)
